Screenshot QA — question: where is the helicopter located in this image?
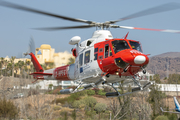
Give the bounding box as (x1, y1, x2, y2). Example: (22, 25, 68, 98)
(1, 1, 180, 97)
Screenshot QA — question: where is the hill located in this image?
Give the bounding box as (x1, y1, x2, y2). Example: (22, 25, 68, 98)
(153, 52, 180, 58)
(146, 52, 180, 79)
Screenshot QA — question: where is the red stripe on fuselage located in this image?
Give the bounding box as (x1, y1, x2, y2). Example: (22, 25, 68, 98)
(53, 65, 70, 80)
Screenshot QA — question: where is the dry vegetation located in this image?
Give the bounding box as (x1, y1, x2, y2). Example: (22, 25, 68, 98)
(0, 76, 179, 120)
(8, 92, 178, 120)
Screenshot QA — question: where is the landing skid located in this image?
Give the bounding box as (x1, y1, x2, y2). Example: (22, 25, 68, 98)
(60, 77, 106, 94)
(105, 81, 153, 98)
(105, 75, 153, 97)
(60, 75, 153, 98)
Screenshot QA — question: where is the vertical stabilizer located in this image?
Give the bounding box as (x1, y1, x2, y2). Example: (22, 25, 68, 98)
(29, 52, 44, 72)
(174, 97, 180, 112)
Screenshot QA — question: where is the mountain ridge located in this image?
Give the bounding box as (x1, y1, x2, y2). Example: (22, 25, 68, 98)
(146, 52, 180, 79)
(152, 52, 180, 58)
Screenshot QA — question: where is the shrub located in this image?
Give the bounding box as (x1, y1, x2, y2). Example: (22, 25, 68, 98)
(87, 89, 95, 95)
(73, 99, 85, 108)
(103, 87, 112, 92)
(48, 90, 53, 94)
(52, 86, 62, 94)
(71, 109, 76, 120)
(94, 103, 107, 113)
(85, 110, 96, 118)
(52, 97, 69, 104)
(48, 84, 53, 90)
(67, 86, 77, 90)
(154, 115, 168, 120)
(0, 97, 19, 119)
(53, 106, 61, 111)
(168, 113, 178, 120)
(60, 110, 68, 120)
(97, 89, 106, 96)
(92, 88, 99, 94)
(52, 92, 83, 105)
(84, 96, 97, 107)
(77, 90, 87, 96)
(28, 89, 39, 96)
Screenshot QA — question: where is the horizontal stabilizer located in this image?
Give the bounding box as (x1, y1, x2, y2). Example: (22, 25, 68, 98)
(30, 72, 53, 76)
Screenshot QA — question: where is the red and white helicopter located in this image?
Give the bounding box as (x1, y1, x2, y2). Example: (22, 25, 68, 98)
(1, 1, 180, 97)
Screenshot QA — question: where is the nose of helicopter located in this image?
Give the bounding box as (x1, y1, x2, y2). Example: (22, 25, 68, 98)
(114, 50, 149, 69)
(134, 55, 146, 64)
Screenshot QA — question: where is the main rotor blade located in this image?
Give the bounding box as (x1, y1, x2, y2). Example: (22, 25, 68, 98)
(118, 26, 180, 33)
(108, 2, 180, 24)
(33, 25, 95, 31)
(0, 1, 94, 24)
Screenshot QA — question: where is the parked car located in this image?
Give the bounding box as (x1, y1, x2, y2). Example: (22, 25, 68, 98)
(13, 93, 24, 99)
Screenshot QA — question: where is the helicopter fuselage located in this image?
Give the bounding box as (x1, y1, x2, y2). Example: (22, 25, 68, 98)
(34, 30, 149, 84)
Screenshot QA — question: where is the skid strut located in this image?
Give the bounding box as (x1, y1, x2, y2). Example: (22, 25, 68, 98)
(105, 76, 153, 98)
(60, 77, 106, 94)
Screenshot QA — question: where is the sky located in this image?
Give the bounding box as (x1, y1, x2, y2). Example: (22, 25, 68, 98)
(0, 0, 180, 58)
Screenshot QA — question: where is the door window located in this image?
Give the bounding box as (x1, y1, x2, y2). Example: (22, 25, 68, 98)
(84, 50, 90, 64)
(79, 53, 83, 66)
(94, 48, 98, 60)
(105, 44, 109, 58)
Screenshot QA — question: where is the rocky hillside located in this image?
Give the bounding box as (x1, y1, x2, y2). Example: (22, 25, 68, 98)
(146, 52, 180, 79)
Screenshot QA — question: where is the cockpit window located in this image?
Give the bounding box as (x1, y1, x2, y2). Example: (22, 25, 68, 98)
(111, 40, 130, 54)
(129, 41, 142, 52)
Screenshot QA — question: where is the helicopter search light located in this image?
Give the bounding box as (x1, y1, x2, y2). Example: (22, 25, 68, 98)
(116, 71, 119, 75)
(134, 55, 146, 64)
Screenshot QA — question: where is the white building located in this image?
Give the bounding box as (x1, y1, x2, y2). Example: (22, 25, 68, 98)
(157, 84, 180, 91)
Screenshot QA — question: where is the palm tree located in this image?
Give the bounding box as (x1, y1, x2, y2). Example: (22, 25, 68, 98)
(7, 62, 12, 76)
(25, 60, 31, 79)
(41, 64, 47, 70)
(68, 57, 75, 65)
(4, 60, 9, 76)
(30, 64, 35, 79)
(14, 63, 19, 77)
(18, 60, 25, 78)
(48, 62, 55, 69)
(10, 56, 16, 77)
(0, 57, 4, 76)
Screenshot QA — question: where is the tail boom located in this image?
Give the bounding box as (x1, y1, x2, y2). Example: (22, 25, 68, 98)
(29, 52, 75, 81)
(29, 52, 44, 72)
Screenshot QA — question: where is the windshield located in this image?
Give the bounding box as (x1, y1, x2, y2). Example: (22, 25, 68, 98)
(111, 40, 130, 54)
(129, 41, 142, 52)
